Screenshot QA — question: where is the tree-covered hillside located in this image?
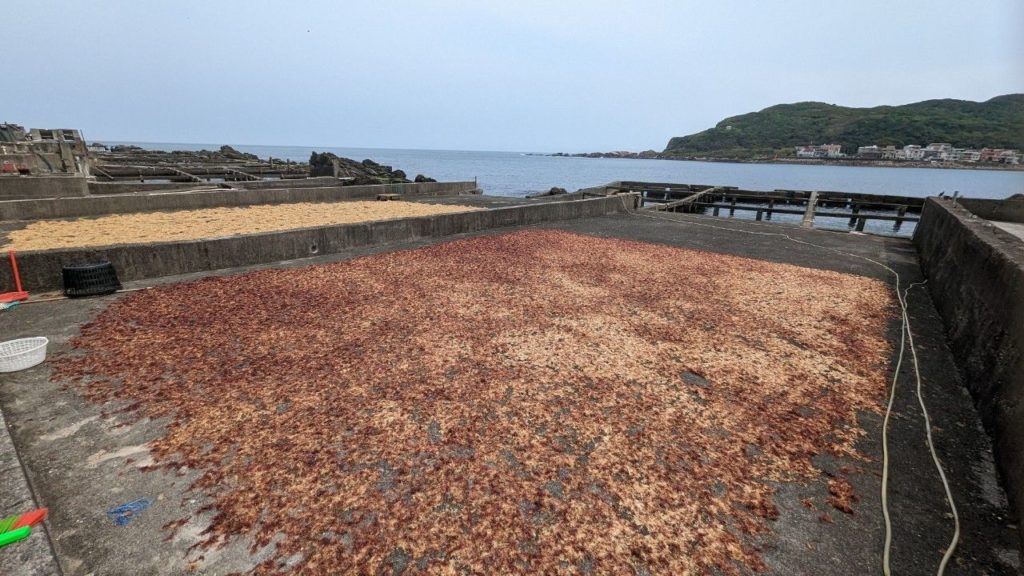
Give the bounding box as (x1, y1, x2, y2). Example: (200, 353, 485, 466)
(663, 94, 1024, 158)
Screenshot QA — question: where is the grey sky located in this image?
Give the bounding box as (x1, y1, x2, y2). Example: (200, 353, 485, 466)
(6, 1, 1023, 152)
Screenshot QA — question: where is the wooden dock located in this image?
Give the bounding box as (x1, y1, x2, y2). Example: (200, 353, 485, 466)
(611, 181, 924, 234)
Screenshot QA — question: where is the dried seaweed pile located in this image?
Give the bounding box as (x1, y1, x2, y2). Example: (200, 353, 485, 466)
(56, 230, 894, 574)
(3, 200, 480, 251)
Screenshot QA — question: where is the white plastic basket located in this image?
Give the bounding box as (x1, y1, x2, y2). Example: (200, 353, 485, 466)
(0, 337, 49, 373)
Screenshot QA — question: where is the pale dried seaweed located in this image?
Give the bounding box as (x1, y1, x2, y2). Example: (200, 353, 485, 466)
(4, 200, 481, 251)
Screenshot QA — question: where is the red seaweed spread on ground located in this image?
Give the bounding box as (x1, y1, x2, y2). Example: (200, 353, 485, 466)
(55, 230, 893, 574)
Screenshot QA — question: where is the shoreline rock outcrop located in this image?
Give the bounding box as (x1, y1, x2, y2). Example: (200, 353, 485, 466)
(309, 152, 414, 184)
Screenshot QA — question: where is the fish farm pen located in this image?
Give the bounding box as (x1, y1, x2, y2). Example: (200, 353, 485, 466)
(617, 181, 926, 236)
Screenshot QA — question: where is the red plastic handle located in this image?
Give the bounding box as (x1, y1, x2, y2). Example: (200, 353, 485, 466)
(8, 251, 23, 293)
(10, 508, 47, 531)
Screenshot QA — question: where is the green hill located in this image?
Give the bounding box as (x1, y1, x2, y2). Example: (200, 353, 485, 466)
(663, 94, 1024, 159)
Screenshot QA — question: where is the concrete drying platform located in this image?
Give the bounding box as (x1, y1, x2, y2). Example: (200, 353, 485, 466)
(0, 200, 483, 252)
(0, 195, 633, 292)
(0, 214, 1020, 575)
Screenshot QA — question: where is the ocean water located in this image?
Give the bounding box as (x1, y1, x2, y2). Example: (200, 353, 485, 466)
(115, 142, 1024, 200)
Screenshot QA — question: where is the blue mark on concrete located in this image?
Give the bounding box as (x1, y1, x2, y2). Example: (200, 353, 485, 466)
(107, 498, 151, 526)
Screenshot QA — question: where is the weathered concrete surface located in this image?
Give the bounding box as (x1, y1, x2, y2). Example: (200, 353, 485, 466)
(1, 298, 276, 576)
(414, 193, 591, 208)
(86, 177, 341, 195)
(228, 177, 342, 191)
(86, 181, 223, 195)
(0, 401, 61, 575)
(992, 221, 1024, 241)
(914, 197, 1024, 552)
(0, 177, 88, 201)
(1, 180, 479, 221)
(0, 195, 637, 292)
(0, 212, 1018, 574)
(958, 195, 1024, 224)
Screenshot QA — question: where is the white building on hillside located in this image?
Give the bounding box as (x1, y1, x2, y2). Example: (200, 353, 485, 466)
(924, 143, 953, 161)
(901, 145, 925, 160)
(795, 144, 845, 159)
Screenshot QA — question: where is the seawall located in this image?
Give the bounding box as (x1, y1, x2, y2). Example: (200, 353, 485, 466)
(914, 197, 1024, 545)
(957, 195, 1024, 223)
(0, 181, 479, 221)
(86, 176, 343, 195)
(0, 176, 88, 200)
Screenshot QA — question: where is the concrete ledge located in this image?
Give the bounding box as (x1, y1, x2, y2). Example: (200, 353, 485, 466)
(87, 177, 341, 195)
(0, 176, 88, 200)
(958, 195, 1024, 223)
(914, 197, 1024, 546)
(1, 195, 637, 291)
(87, 181, 224, 195)
(0, 181, 479, 221)
(0, 404, 61, 576)
(229, 177, 341, 191)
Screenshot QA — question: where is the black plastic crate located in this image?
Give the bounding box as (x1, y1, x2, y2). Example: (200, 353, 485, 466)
(62, 261, 122, 298)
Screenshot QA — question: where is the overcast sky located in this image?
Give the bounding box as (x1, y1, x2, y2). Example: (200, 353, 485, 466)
(5, 1, 1023, 152)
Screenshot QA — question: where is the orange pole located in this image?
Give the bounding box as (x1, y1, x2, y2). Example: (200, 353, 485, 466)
(8, 251, 23, 293)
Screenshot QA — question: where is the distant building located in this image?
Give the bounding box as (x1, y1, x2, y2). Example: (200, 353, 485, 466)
(0, 125, 90, 176)
(985, 149, 1021, 164)
(822, 144, 844, 158)
(958, 149, 982, 162)
(795, 144, 845, 159)
(901, 145, 925, 161)
(851, 141, 1012, 164)
(979, 148, 1020, 163)
(979, 148, 1002, 163)
(0, 123, 27, 144)
(857, 145, 883, 160)
(948, 148, 983, 162)
(923, 143, 953, 161)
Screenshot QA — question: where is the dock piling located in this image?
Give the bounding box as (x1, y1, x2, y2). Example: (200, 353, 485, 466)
(801, 191, 819, 228)
(894, 205, 907, 231)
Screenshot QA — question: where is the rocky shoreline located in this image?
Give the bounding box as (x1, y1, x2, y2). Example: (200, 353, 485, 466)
(92, 145, 436, 184)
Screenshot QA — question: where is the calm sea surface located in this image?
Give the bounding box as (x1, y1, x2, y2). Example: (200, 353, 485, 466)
(117, 142, 1024, 200)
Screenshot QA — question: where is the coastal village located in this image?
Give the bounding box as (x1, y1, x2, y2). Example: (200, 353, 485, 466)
(796, 141, 1021, 164)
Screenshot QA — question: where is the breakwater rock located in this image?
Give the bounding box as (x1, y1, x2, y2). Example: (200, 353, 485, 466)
(309, 152, 415, 184)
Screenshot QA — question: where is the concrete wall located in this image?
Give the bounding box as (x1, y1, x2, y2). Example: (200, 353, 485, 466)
(0, 195, 637, 292)
(230, 177, 340, 190)
(86, 177, 340, 195)
(958, 195, 1024, 224)
(87, 181, 224, 195)
(1, 181, 479, 221)
(0, 176, 88, 200)
(914, 197, 1024, 542)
